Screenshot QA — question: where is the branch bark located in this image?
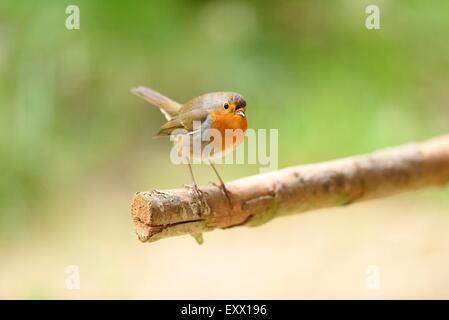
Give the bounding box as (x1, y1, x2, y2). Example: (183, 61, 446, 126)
(131, 135, 449, 243)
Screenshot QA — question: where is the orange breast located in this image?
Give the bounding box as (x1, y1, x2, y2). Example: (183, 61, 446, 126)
(209, 112, 248, 151)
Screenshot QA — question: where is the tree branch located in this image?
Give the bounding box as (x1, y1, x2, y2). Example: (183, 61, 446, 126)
(131, 135, 449, 243)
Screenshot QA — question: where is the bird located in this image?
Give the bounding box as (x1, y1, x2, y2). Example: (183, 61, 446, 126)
(131, 86, 248, 202)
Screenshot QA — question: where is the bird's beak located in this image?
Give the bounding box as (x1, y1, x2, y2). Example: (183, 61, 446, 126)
(235, 110, 246, 118)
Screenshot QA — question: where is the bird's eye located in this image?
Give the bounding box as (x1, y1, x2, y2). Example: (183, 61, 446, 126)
(223, 103, 229, 110)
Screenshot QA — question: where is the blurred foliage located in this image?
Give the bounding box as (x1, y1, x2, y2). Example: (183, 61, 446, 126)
(0, 0, 448, 234)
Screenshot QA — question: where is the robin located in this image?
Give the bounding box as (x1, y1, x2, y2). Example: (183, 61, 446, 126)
(132, 86, 247, 202)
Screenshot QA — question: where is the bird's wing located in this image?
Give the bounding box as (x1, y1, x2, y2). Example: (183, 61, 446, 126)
(155, 108, 209, 137)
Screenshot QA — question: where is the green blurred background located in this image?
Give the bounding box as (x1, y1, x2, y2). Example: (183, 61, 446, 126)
(1, 0, 449, 299)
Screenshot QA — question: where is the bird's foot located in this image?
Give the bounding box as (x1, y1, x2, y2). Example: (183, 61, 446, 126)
(210, 182, 233, 207)
(184, 184, 209, 216)
(193, 184, 204, 201)
(184, 184, 204, 199)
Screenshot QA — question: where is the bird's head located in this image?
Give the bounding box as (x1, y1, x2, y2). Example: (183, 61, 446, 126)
(208, 92, 246, 118)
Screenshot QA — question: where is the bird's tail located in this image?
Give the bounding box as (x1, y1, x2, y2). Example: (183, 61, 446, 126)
(131, 86, 182, 120)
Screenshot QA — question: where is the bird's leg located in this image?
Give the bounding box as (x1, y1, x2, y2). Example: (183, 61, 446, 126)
(209, 162, 233, 205)
(186, 161, 206, 242)
(186, 160, 203, 199)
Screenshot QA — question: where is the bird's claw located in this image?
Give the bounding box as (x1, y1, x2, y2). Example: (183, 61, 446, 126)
(219, 183, 233, 207)
(208, 182, 233, 205)
(184, 184, 204, 200)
